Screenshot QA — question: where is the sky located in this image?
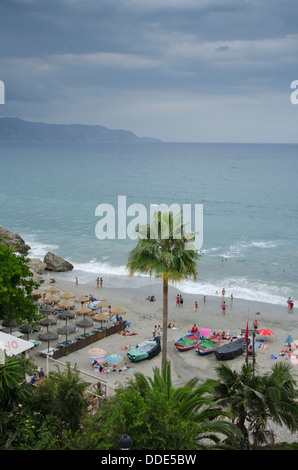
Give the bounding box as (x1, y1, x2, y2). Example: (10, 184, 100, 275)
(0, 0, 298, 143)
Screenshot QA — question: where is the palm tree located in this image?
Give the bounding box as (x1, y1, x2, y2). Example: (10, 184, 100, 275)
(127, 210, 200, 370)
(213, 361, 298, 449)
(123, 361, 240, 449)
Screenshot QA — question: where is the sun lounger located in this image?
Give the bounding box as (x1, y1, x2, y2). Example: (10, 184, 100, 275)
(38, 348, 56, 357)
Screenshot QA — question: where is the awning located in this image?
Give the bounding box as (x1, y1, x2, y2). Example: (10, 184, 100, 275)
(0, 331, 35, 356)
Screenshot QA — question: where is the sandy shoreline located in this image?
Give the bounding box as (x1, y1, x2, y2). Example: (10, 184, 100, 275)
(27, 273, 297, 392)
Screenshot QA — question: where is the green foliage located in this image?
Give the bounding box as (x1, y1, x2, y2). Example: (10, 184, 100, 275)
(213, 361, 298, 450)
(0, 242, 42, 323)
(88, 362, 240, 450)
(0, 355, 34, 411)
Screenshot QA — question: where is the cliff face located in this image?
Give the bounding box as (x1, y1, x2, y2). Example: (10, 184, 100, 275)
(0, 117, 161, 143)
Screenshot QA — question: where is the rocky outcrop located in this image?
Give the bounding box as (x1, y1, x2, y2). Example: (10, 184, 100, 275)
(0, 225, 31, 253)
(43, 252, 74, 272)
(27, 258, 46, 274)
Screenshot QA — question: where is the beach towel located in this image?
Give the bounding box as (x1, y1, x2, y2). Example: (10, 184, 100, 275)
(257, 344, 269, 349)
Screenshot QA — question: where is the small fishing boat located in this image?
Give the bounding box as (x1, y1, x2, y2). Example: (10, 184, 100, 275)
(214, 337, 247, 361)
(127, 336, 161, 362)
(195, 334, 222, 356)
(174, 333, 200, 351)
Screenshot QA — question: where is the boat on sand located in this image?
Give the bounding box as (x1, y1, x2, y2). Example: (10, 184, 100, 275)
(174, 333, 200, 351)
(195, 334, 222, 356)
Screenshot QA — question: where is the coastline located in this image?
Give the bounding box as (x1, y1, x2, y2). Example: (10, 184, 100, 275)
(30, 273, 297, 386)
(23, 272, 298, 442)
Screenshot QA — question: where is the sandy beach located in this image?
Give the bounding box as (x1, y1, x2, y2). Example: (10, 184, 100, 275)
(27, 273, 298, 397)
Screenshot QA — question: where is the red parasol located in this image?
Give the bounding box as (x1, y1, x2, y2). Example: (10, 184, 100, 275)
(259, 329, 274, 336)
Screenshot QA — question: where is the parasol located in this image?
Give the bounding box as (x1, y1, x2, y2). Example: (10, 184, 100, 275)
(88, 347, 106, 359)
(199, 328, 212, 338)
(60, 291, 75, 299)
(38, 330, 59, 352)
(110, 306, 126, 315)
(44, 295, 59, 303)
(105, 354, 123, 364)
(46, 286, 60, 294)
(76, 306, 92, 315)
(58, 299, 75, 310)
(76, 295, 89, 303)
(94, 312, 109, 329)
(57, 325, 76, 344)
(259, 329, 274, 336)
(39, 317, 57, 329)
(40, 305, 56, 315)
(76, 317, 93, 336)
(19, 323, 33, 340)
(58, 310, 75, 320)
(2, 318, 18, 334)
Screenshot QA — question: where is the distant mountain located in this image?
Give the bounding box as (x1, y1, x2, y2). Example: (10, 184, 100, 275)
(0, 117, 161, 143)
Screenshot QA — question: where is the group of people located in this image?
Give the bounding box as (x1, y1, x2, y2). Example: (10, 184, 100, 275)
(152, 325, 162, 338)
(176, 294, 184, 306)
(30, 368, 45, 387)
(287, 297, 294, 313)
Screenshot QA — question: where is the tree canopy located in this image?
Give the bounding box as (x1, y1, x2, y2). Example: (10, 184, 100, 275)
(0, 241, 42, 323)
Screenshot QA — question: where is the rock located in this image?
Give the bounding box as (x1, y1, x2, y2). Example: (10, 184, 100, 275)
(0, 225, 31, 253)
(27, 258, 46, 274)
(43, 252, 74, 272)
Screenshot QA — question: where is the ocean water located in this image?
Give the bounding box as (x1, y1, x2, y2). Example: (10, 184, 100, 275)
(0, 141, 297, 306)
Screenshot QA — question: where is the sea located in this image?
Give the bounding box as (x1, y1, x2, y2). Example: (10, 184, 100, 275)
(0, 141, 297, 307)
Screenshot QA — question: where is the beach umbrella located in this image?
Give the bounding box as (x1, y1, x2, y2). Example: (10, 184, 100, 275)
(105, 354, 123, 364)
(94, 312, 109, 329)
(39, 316, 57, 329)
(259, 329, 274, 336)
(76, 295, 89, 303)
(94, 301, 109, 312)
(58, 310, 75, 320)
(76, 306, 92, 315)
(58, 299, 75, 309)
(88, 347, 106, 359)
(46, 286, 60, 294)
(40, 305, 56, 315)
(44, 295, 59, 303)
(199, 328, 212, 338)
(110, 306, 126, 315)
(57, 325, 76, 343)
(38, 330, 59, 352)
(60, 291, 75, 299)
(76, 317, 93, 335)
(285, 334, 293, 344)
(19, 323, 33, 340)
(31, 289, 44, 298)
(2, 318, 18, 334)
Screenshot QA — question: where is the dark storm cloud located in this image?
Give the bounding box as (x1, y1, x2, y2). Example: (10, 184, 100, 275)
(0, 0, 297, 141)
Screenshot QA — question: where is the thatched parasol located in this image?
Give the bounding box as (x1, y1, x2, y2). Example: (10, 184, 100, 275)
(46, 286, 60, 294)
(76, 306, 92, 315)
(60, 291, 75, 299)
(57, 299, 75, 310)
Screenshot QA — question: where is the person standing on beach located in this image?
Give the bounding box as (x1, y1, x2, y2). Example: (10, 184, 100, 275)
(96, 277, 99, 288)
(152, 326, 157, 338)
(195, 301, 198, 310)
(221, 301, 226, 315)
(75, 277, 78, 286)
(100, 277, 103, 288)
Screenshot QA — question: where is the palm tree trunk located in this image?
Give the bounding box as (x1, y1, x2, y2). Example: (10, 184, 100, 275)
(161, 276, 168, 371)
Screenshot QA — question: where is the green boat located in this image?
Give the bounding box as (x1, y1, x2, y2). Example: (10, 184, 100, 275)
(127, 337, 161, 362)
